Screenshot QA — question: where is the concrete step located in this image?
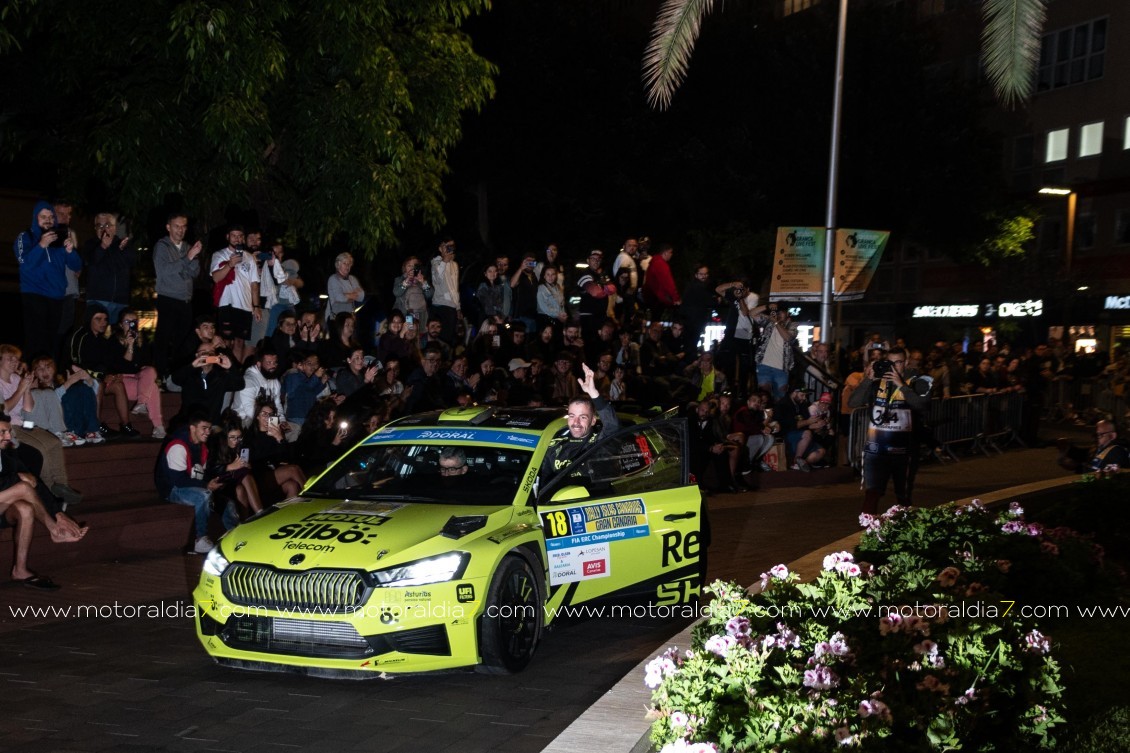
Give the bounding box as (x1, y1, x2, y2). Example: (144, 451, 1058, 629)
(95, 390, 182, 435)
(0, 496, 194, 583)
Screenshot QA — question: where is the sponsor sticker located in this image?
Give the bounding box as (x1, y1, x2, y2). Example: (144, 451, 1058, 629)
(549, 543, 611, 585)
(456, 584, 476, 603)
(541, 498, 649, 550)
(362, 427, 540, 448)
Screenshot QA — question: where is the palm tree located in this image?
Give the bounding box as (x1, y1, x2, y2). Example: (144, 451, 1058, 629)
(643, 0, 1047, 109)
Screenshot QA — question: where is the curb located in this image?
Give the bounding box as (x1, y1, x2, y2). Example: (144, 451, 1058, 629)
(542, 474, 1078, 753)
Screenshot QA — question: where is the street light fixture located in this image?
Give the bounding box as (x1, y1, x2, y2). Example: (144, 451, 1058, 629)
(1039, 185, 1076, 274)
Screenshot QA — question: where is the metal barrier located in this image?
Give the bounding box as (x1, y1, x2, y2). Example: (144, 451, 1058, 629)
(1044, 376, 1129, 430)
(846, 392, 1027, 469)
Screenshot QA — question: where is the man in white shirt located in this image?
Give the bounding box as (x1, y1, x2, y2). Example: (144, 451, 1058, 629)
(210, 225, 261, 364)
(231, 348, 284, 427)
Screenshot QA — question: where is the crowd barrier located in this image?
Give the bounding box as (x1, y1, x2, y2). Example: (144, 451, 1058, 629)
(845, 392, 1026, 470)
(842, 375, 1129, 469)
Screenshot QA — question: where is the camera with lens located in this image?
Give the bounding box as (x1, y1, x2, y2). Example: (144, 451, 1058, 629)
(409, 266, 421, 275)
(873, 360, 894, 378)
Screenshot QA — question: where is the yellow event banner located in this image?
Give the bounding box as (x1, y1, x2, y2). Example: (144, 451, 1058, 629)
(770, 227, 826, 301)
(770, 227, 888, 301)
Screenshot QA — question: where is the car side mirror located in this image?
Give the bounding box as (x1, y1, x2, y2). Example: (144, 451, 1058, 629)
(547, 485, 588, 503)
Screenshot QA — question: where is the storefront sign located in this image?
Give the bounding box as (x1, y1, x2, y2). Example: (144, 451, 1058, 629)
(1105, 295, 1130, 310)
(986, 300, 1043, 318)
(912, 305, 980, 318)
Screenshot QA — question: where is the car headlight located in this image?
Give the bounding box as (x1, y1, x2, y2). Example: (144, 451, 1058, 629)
(203, 546, 230, 577)
(370, 553, 468, 588)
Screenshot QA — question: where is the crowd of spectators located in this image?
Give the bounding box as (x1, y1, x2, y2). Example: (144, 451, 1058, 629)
(11, 203, 1130, 556)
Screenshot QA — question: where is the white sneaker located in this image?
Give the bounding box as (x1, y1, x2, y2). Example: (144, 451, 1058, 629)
(194, 536, 215, 554)
(152, 426, 167, 440)
(65, 432, 85, 446)
(131, 403, 149, 416)
(85, 432, 105, 444)
(55, 432, 74, 447)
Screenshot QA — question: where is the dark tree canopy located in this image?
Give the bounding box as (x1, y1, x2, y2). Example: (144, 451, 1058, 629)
(0, 0, 496, 257)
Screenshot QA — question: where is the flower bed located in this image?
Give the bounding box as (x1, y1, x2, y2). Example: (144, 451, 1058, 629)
(643, 484, 1124, 752)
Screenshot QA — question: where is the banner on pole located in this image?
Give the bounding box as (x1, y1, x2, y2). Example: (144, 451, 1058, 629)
(833, 229, 888, 301)
(770, 227, 825, 301)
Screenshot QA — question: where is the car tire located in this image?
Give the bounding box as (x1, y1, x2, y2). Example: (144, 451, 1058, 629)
(477, 554, 542, 674)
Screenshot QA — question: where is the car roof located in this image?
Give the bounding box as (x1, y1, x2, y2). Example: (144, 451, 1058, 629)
(385, 406, 568, 433)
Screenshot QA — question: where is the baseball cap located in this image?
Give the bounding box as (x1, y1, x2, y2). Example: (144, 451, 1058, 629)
(508, 358, 532, 372)
(819, 392, 833, 403)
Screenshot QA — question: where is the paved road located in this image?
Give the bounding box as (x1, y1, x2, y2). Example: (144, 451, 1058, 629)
(0, 443, 1071, 753)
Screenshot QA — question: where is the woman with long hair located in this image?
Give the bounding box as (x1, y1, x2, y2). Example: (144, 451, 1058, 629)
(106, 309, 164, 438)
(318, 311, 361, 373)
(536, 266, 568, 329)
(294, 397, 352, 476)
(207, 416, 263, 518)
(246, 399, 306, 502)
(376, 310, 412, 366)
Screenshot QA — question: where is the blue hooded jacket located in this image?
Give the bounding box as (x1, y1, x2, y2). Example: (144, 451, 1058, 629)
(13, 200, 83, 298)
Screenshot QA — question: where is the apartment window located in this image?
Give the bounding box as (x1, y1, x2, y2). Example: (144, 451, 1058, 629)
(1045, 128, 1068, 162)
(1115, 210, 1130, 245)
(1079, 121, 1104, 157)
(1036, 18, 1107, 92)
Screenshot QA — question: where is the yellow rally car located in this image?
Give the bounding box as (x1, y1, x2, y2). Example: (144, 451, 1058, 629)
(194, 406, 707, 676)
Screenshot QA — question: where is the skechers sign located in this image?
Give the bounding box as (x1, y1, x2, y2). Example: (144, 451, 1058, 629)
(912, 300, 1043, 319)
(912, 305, 979, 318)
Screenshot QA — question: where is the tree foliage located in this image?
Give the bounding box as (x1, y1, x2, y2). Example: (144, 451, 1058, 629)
(643, 0, 1048, 109)
(0, 0, 496, 257)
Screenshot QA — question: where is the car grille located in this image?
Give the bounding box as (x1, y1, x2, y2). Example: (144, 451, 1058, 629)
(222, 564, 368, 612)
(224, 616, 371, 658)
(220, 617, 450, 660)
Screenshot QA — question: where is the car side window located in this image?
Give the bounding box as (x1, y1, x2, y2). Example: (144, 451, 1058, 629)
(565, 421, 687, 498)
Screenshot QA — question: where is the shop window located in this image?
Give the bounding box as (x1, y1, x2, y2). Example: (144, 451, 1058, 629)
(1079, 121, 1104, 157)
(1045, 128, 1068, 163)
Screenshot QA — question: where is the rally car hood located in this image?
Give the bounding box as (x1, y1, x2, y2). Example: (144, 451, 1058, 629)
(220, 497, 514, 570)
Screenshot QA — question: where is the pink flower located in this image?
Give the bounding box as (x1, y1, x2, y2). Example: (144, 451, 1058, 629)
(1024, 629, 1052, 655)
(1008, 501, 1024, 517)
(704, 634, 737, 657)
(834, 727, 854, 745)
(859, 513, 881, 532)
(1027, 522, 1043, 537)
(725, 616, 752, 639)
(1001, 521, 1024, 534)
(823, 551, 854, 571)
(858, 698, 892, 721)
(769, 564, 789, 580)
(803, 665, 840, 690)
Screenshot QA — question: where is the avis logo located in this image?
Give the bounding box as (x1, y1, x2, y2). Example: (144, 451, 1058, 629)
(583, 560, 607, 576)
(269, 522, 378, 545)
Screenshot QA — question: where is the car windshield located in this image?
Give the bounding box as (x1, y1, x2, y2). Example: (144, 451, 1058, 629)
(304, 442, 533, 506)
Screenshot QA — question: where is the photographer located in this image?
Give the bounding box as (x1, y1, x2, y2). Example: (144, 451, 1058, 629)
(848, 347, 930, 513)
(753, 301, 798, 401)
(14, 201, 83, 361)
(393, 256, 432, 327)
(715, 279, 759, 395)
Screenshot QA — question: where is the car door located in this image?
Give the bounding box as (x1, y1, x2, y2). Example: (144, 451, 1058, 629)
(536, 419, 704, 614)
